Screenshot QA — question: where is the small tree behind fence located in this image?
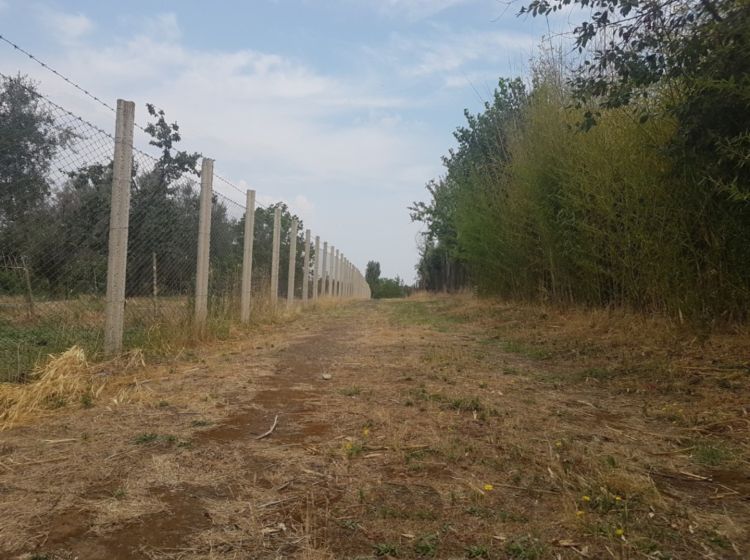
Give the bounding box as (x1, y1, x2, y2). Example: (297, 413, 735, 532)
(0, 72, 371, 382)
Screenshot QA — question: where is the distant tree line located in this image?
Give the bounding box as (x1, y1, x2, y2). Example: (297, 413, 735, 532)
(365, 261, 409, 299)
(0, 74, 309, 302)
(411, 0, 750, 322)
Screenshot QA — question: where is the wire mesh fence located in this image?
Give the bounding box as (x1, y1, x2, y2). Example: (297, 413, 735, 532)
(0, 73, 116, 380)
(0, 71, 370, 382)
(120, 148, 200, 350)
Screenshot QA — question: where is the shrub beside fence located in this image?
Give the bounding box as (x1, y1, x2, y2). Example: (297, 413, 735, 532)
(0, 81, 370, 381)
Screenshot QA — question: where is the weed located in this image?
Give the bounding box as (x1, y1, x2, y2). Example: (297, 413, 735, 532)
(373, 542, 399, 557)
(344, 441, 364, 458)
(133, 433, 158, 444)
(158, 400, 169, 408)
(499, 340, 551, 360)
(708, 533, 731, 549)
(693, 442, 734, 466)
(498, 510, 529, 523)
(446, 396, 484, 413)
(414, 533, 439, 557)
(43, 395, 66, 409)
(573, 367, 618, 381)
(465, 545, 490, 559)
(339, 519, 360, 531)
(112, 488, 126, 499)
(339, 386, 362, 397)
(505, 535, 545, 560)
(465, 506, 493, 519)
(191, 419, 211, 427)
(80, 392, 93, 408)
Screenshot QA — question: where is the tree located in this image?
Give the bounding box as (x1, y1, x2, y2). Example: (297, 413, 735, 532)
(520, 0, 750, 197)
(0, 75, 74, 227)
(373, 276, 407, 299)
(126, 105, 202, 296)
(365, 261, 381, 294)
(410, 78, 526, 292)
(250, 202, 307, 297)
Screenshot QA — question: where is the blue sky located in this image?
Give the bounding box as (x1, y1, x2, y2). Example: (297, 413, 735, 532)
(0, 0, 572, 281)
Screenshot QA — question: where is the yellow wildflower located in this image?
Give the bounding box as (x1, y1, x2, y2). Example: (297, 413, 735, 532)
(582, 495, 591, 502)
(615, 528, 624, 537)
(362, 427, 370, 437)
(483, 484, 494, 491)
(576, 510, 585, 517)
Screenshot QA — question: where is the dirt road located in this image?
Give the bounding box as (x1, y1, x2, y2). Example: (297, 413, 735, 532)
(1, 297, 748, 559)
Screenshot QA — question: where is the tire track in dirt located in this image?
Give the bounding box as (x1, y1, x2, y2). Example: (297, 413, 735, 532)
(29, 312, 362, 560)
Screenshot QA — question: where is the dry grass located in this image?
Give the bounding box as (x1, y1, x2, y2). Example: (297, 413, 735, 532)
(0, 295, 748, 559)
(0, 346, 94, 428)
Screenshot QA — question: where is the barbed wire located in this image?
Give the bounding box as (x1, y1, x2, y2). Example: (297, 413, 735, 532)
(1, 32, 250, 202)
(0, 32, 117, 114)
(0, 70, 116, 141)
(214, 174, 248, 206)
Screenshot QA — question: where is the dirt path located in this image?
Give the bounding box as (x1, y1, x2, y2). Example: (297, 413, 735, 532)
(1, 297, 748, 559)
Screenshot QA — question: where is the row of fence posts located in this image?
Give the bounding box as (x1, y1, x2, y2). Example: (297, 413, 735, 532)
(103, 99, 371, 355)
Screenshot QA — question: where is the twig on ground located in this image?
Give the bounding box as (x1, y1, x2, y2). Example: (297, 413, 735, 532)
(256, 414, 279, 439)
(105, 448, 140, 462)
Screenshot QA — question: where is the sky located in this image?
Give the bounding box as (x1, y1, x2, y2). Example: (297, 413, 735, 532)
(0, 0, 573, 281)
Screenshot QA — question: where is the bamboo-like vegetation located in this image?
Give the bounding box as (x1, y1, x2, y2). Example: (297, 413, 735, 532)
(412, 58, 750, 322)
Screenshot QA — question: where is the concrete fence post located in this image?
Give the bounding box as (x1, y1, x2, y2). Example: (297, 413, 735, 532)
(328, 245, 336, 297)
(334, 249, 340, 297)
(313, 235, 320, 301)
(240, 189, 256, 323)
(344, 257, 348, 297)
(194, 158, 214, 333)
(287, 219, 298, 307)
(104, 99, 135, 355)
(323, 243, 329, 296)
(302, 229, 311, 304)
(271, 206, 281, 305)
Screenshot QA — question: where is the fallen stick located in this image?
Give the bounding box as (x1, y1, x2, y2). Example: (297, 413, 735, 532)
(256, 414, 279, 440)
(7, 456, 68, 467)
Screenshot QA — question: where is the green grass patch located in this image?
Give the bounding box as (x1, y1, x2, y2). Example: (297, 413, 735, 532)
(387, 299, 469, 331)
(374, 543, 399, 557)
(504, 535, 545, 559)
(692, 441, 736, 467)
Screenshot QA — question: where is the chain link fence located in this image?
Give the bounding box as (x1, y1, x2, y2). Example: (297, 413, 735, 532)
(1, 74, 115, 379)
(0, 72, 370, 382)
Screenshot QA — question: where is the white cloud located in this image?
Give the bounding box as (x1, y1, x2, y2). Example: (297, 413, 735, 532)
(37, 6, 94, 44)
(387, 29, 535, 78)
(6, 11, 466, 280)
(142, 12, 181, 41)
(365, 0, 473, 20)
